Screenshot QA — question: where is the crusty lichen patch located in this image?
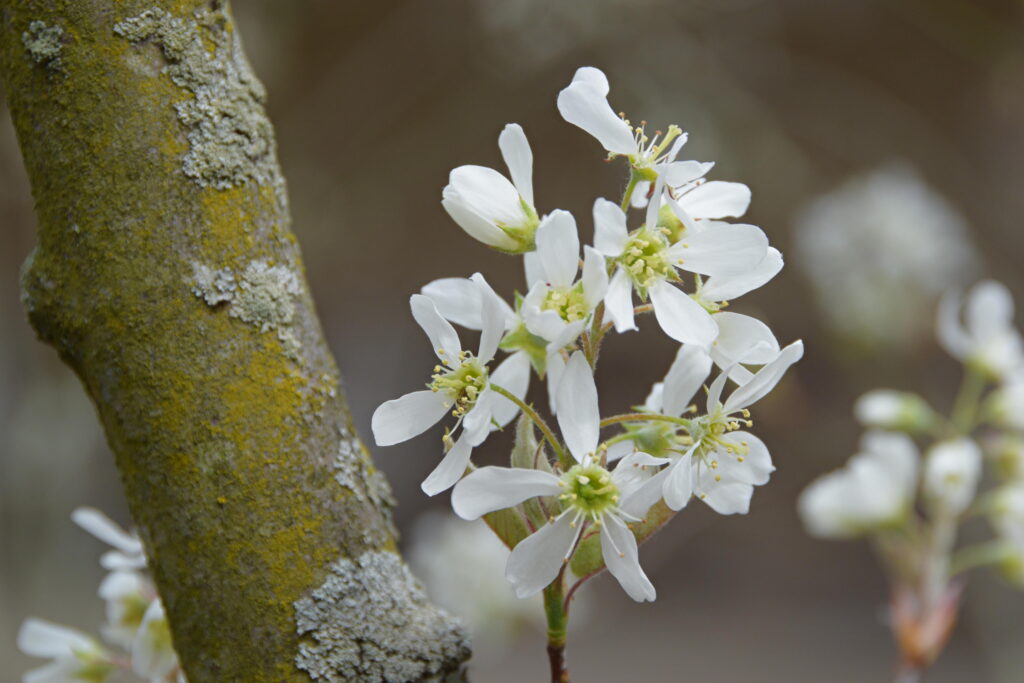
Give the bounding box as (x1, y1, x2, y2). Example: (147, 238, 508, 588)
(334, 427, 397, 540)
(294, 551, 470, 682)
(113, 4, 282, 192)
(192, 260, 301, 358)
(22, 20, 64, 69)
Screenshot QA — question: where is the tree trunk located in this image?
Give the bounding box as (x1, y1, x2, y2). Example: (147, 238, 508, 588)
(0, 1, 469, 680)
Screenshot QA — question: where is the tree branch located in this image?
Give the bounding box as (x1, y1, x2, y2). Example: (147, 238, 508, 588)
(0, 1, 469, 680)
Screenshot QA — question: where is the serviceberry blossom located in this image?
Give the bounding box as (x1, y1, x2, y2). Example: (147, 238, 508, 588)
(372, 275, 530, 495)
(442, 123, 539, 253)
(18, 618, 113, 683)
(451, 352, 663, 601)
(798, 431, 919, 538)
(72, 506, 147, 570)
(938, 279, 1024, 380)
(923, 438, 982, 516)
(132, 600, 178, 682)
(99, 570, 153, 649)
(593, 184, 769, 347)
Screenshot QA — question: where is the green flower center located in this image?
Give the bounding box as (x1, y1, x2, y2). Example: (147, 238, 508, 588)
(690, 409, 753, 481)
(430, 354, 487, 418)
(621, 227, 674, 291)
(560, 464, 620, 518)
(542, 283, 589, 323)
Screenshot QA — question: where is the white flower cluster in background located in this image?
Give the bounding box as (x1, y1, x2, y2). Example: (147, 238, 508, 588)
(17, 508, 184, 683)
(798, 279, 1024, 668)
(794, 163, 980, 349)
(374, 66, 801, 604)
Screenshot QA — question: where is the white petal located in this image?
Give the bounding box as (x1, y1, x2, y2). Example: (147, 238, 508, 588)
(967, 280, 1014, 341)
(18, 618, 95, 658)
(132, 600, 177, 680)
(98, 570, 144, 601)
(649, 280, 718, 348)
(100, 550, 147, 571)
(524, 251, 544, 287)
(536, 210, 580, 288)
(557, 79, 635, 155)
(471, 273, 505, 364)
(461, 388, 495, 438)
(410, 294, 462, 364)
(421, 278, 484, 330)
(371, 390, 449, 446)
(489, 352, 531, 428)
(662, 345, 712, 417)
(442, 193, 519, 251)
(556, 352, 600, 461)
(605, 269, 636, 333)
(666, 224, 768, 277)
(710, 313, 780, 377)
(447, 165, 525, 226)
(451, 466, 563, 520)
(644, 382, 665, 413)
(582, 247, 609, 309)
(421, 431, 475, 496)
(718, 431, 774, 486)
(678, 181, 751, 219)
(861, 430, 920, 497)
(499, 123, 534, 206)
(607, 439, 637, 463)
(618, 466, 672, 519)
(706, 364, 731, 412)
(506, 510, 578, 598)
(601, 515, 656, 602)
(662, 456, 695, 511)
(546, 351, 566, 415)
(631, 180, 651, 209)
(570, 66, 610, 94)
(723, 340, 803, 413)
(547, 320, 587, 356)
(699, 247, 783, 302)
(71, 508, 142, 555)
(592, 198, 629, 256)
(665, 160, 714, 187)
(24, 661, 78, 683)
(645, 173, 667, 236)
(696, 468, 754, 515)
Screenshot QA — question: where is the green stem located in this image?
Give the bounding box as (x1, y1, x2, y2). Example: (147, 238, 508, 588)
(950, 540, 1015, 576)
(621, 172, 641, 212)
(491, 383, 572, 468)
(544, 576, 569, 683)
(600, 412, 693, 429)
(950, 367, 986, 436)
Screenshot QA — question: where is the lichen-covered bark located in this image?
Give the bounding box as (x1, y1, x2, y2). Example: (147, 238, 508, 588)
(0, 1, 469, 680)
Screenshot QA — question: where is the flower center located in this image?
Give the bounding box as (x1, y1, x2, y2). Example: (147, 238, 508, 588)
(628, 122, 683, 172)
(430, 354, 487, 418)
(542, 283, 589, 323)
(690, 409, 753, 467)
(560, 464, 620, 518)
(621, 227, 674, 290)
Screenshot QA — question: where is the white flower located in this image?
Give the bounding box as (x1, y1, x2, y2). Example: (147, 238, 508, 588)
(923, 438, 982, 516)
(988, 372, 1024, 431)
(938, 280, 1024, 380)
(132, 599, 180, 682)
(798, 431, 919, 538)
(98, 570, 153, 650)
(794, 163, 980, 348)
(646, 341, 803, 514)
(520, 209, 608, 352)
(71, 507, 147, 570)
(854, 389, 937, 433)
(17, 618, 113, 683)
(593, 189, 768, 348)
(451, 352, 664, 601)
(442, 123, 539, 252)
(372, 275, 530, 495)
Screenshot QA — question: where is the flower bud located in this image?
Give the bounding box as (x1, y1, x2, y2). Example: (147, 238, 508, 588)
(854, 389, 936, 434)
(924, 438, 982, 515)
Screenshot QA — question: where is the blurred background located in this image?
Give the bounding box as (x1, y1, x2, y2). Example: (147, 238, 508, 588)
(3, 1, 1024, 680)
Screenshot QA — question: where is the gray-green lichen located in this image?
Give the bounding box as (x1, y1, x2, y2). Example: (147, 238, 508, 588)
(334, 427, 396, 510)
(294, 551, 470, 682)
(113, 5, 283, 193)
(22, 20, 64, 69)
(192, 260, 301, 358)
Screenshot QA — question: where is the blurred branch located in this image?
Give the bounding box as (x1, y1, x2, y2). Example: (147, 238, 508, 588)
(0, 1, 468, 680)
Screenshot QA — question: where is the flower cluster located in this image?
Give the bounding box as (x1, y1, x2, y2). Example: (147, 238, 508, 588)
(18, 508, 184, 683)
(798, 280, 1024, 671)
(373, 66, 801, 607)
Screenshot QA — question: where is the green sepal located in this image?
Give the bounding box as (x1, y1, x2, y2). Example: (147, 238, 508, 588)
(569, 501, 676, 578)
(500, 322, 548, 376)
(510, 415, 556, 530)
(483, 506, 531, 551)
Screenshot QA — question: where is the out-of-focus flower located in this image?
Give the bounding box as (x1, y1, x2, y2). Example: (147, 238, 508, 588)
(924, 438, 982, 516)
(71, 507, 147, 570)
(442, 123, 539, 253)
(938, 280, 1024, 381)
(854, 389, 938, 434)
(17, 618, 114, 683)
(131, 600, 180, 682)
(98, 570, 152, 650)
(794, 163, 980, 349)
(798, 431, 919, 539)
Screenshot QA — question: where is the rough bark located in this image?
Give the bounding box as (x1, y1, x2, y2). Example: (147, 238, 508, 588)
(1, 1, 469, 680)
